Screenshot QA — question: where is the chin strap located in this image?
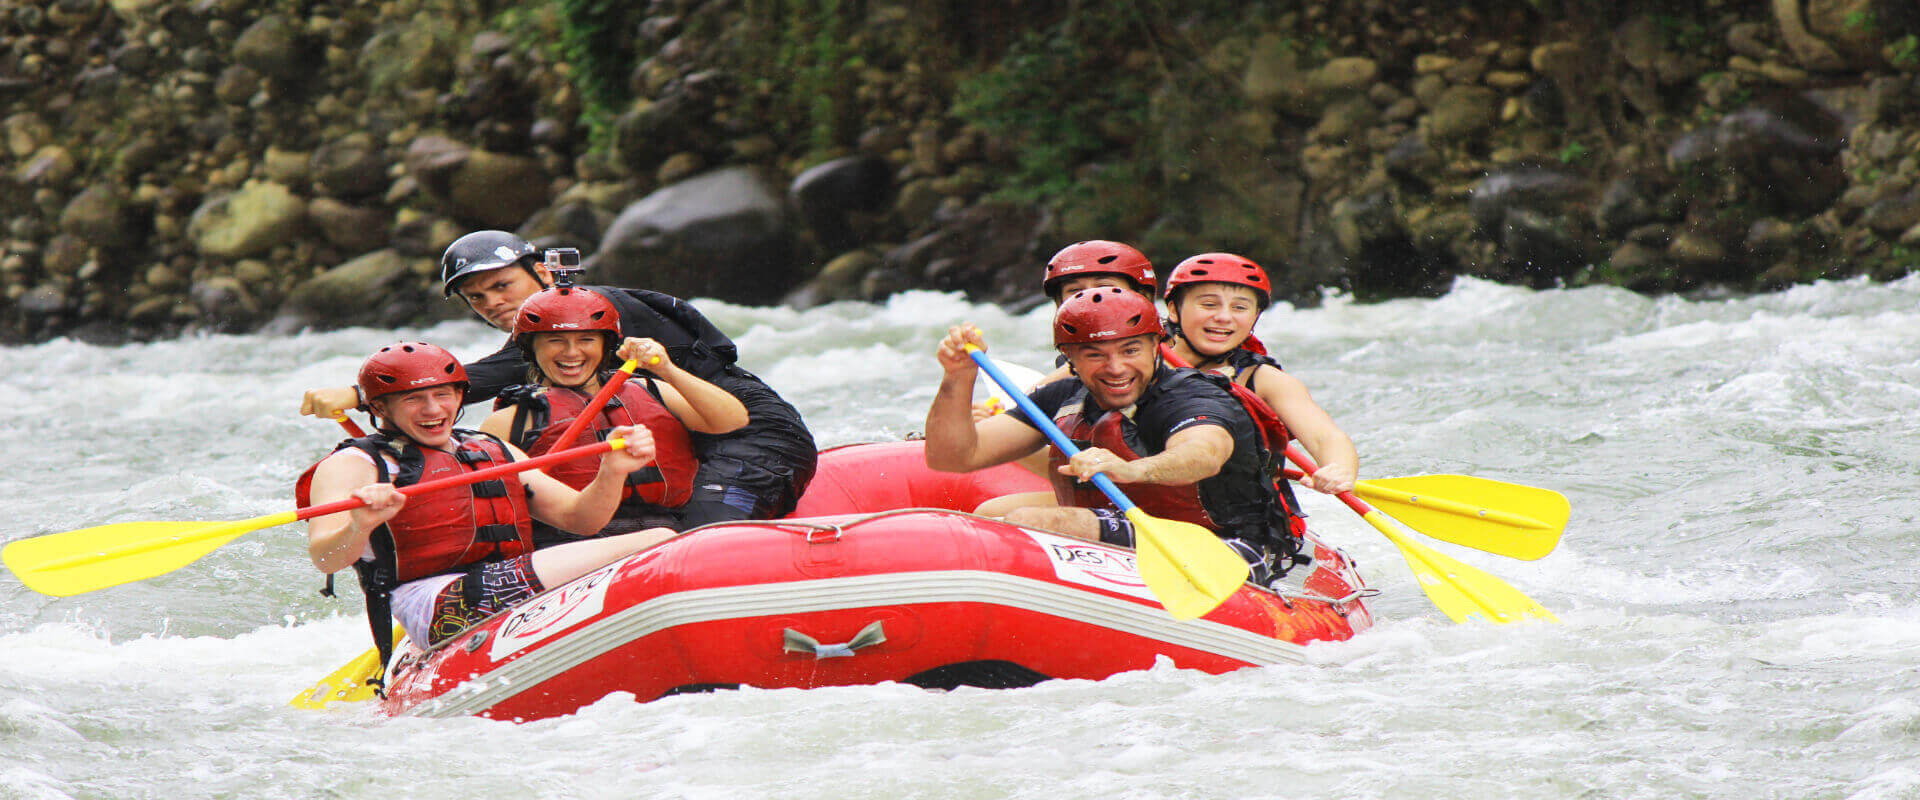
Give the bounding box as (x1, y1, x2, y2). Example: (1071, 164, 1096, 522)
(1164, 322, 1228, 373)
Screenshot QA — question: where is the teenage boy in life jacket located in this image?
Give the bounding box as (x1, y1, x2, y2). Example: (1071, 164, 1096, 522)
(478, 282, 747, 542)
(924, 288, 1298, 585)
(1161, 253, 1357, 497)
(300, 342, 677, 681)
(300, 231, 816, 527)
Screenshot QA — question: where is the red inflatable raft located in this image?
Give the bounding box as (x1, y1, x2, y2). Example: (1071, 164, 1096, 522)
(380, 441, 1374, 720)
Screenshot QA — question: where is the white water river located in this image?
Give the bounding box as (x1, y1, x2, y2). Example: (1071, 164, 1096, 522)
(2, 278, 1917, 799)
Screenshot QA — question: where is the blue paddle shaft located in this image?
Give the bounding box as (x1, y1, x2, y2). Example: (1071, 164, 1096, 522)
(965, 347, 1137, 514)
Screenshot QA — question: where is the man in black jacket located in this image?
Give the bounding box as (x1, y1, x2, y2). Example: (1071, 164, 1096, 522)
(301, 230, 816, 527)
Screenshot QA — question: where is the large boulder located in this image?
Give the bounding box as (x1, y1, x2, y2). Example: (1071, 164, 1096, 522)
(1469, 163, 1599, 287)
(879, 202, 1042, 304)
(403, 135, 470, 198)
(591, 167, 798, 304)
(306, 197, 389, 254)
(59, 184, 139, 250)
(269, 248, 442, 332)
(310, 134, 390, 199)
(1326, 192, 1456, 299)
(357, 13, 456, 94)
(447, 150, 549, 229)
(1426, 86, 1501, 141)
(789, 155, 894, 254)
(232, 14, 312, 81)
(188, 180, 307, 259)
(1666, 93, 1846, 218)
(612, 94, 706, 177)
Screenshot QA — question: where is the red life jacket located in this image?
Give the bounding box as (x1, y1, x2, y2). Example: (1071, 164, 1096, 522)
(296, 430, 536, 586)
(1046, 397, 1219, 530)
(1217, 349, 1309, 538)
(1045, 368, 1308, 540)
(510, 381, 700, 508)
(296, 429, 536, 693)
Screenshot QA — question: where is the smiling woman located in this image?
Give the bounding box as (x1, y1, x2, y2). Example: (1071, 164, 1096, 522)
(478, 284, 748, 538)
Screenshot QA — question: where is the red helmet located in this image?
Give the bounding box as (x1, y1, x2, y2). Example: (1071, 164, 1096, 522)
(1053, 286, 1164, 347)
(1043, 240, 1156, 300)
(513, 286, 621, 339)
(1164, 252, 1272, 309)
(358, 342, 468, 403)
(512, 286, 622, 371)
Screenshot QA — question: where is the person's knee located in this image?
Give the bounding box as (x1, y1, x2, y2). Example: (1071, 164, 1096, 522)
(974, 491, 1054, 518)
(1005, 506, 1095, 539)
(530, 531, 665, 586)
(1003, 506, 1050, 528)
(615, 527, 677, 553)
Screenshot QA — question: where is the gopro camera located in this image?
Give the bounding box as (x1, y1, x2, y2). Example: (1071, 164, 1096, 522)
(542, 248, 584, 289)
(542, 248, 581, 269)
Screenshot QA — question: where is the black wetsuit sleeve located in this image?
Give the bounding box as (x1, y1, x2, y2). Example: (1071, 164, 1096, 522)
(1003, 380, 1078, 431)
(464, 342, 526, 405)
(1134, 373, 1246, 452)
(592, 286, 739, 379)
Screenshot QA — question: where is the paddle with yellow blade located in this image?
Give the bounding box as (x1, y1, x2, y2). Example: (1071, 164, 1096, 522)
(1279, 467, 1568, 560)
(1155, 341, 1567, 560)
(2, 436, 635, 598)
(965, 343, 1250, 620)
(1287, 445, 1557, 624)
(1149, 341, 1555, 621)
(289, 358, 649, 710)
(288, 624, 405, 710)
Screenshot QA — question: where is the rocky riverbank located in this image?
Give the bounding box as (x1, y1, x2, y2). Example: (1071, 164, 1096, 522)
(3, 0, 1918, 343)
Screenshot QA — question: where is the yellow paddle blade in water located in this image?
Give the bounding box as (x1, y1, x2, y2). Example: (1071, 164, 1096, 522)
(1355, 475, 1570, 561)
(1361, 510, 1557, 624)
(1126, 509, 1251, 620)
(3, 512, 298, 597)
(289, 626, 404, 710)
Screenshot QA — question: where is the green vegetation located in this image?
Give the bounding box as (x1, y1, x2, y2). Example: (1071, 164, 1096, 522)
(950, 1, 1260, 210)
(554, 0, 639, 149)
(726, 0, 870, 159)
(1650, 12, 1712, 51)
(1890, 34, 1920, 69)
(1556, 140, 1590, 164)
(952, 30, 1150, 203)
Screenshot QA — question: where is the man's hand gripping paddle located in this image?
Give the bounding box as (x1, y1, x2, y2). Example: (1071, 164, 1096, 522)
(965, 343, 1250, 620)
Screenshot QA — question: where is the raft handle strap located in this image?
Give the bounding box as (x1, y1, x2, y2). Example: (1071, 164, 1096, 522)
(783, 620, 887, 659)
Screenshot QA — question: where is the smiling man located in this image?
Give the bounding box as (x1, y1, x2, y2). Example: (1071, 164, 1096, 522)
(922, 287, 1298, 585)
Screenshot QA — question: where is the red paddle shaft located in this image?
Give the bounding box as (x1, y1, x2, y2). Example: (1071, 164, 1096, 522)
(297, 438, 623, 522)
(551, 360, 641, 451)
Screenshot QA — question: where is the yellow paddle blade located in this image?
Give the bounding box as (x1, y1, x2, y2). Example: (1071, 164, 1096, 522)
(1361, 510, 1557, 624)
(289, 626, 404, 710)
(1125, 509, 1251, 620)
(2, 512, 297, 597)
(1355, 475, 1570, 561)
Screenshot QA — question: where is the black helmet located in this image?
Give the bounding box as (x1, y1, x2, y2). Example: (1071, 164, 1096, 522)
(441, 230, 537, 296)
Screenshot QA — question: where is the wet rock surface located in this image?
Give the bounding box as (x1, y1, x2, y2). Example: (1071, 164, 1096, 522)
(3, 1, 1920, 342)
